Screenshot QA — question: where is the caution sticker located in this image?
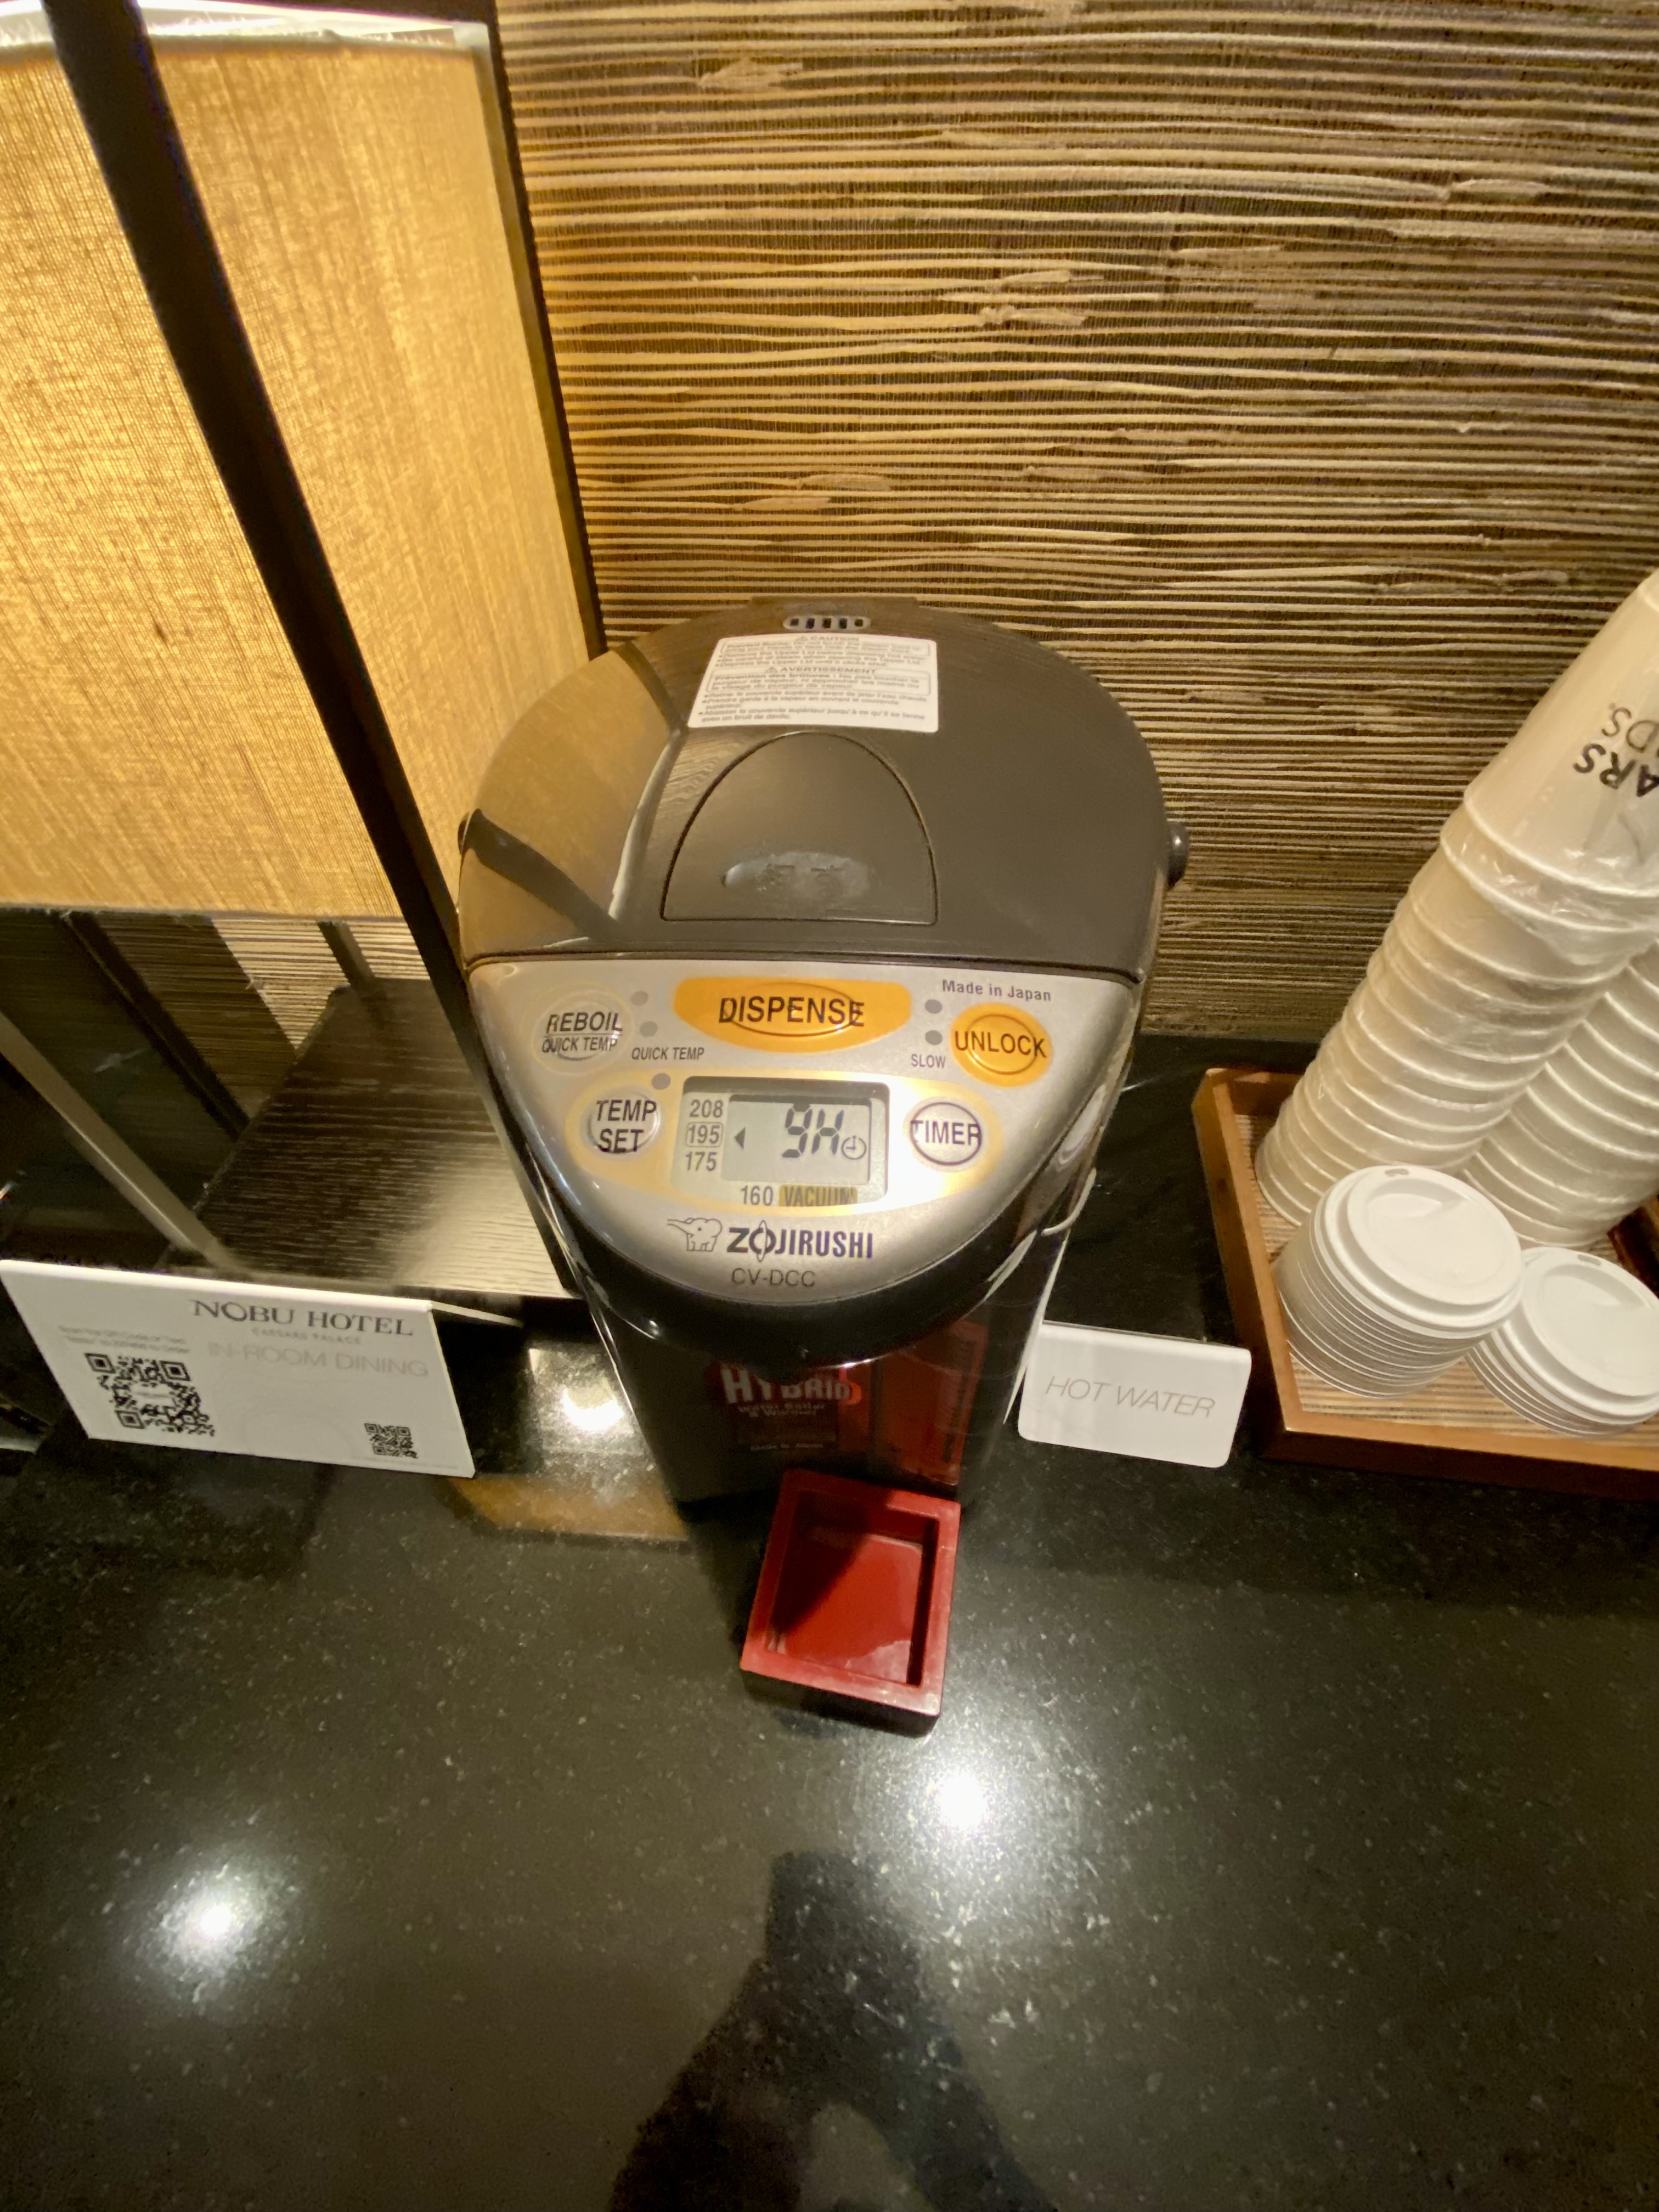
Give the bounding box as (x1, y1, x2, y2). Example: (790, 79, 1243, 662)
(687, 633, 939, 733)
(950, 1002, 1052, 1086)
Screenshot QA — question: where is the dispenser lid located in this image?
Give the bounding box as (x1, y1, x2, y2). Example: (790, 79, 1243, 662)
(459, 596, 1172, 984)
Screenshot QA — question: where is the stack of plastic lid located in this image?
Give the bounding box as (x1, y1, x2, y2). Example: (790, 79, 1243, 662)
(1274, 1165, 1522, 1397)
(1470, 1248, 1659, 1434)
(1259, 571, 1659, 1226)
(1464, 941, 1659, 1245)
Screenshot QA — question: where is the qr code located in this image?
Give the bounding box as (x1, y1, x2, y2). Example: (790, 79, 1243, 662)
(86, 1353, 214, 1438)
(364, 1421, 417, 1461)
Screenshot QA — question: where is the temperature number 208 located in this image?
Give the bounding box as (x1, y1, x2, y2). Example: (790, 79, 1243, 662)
(680, 1095, 723, 1177)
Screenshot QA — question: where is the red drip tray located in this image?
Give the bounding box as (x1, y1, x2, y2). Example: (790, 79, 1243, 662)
(741, 1469, 960, 1718)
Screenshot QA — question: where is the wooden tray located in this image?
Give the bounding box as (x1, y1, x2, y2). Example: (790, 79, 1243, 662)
(1192, 1068, 1659, 1500)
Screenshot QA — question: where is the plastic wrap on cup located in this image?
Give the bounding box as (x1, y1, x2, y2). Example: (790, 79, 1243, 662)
(1417, 839, 1652, 980)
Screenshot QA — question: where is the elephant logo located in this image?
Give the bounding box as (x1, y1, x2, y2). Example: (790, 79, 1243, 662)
(667, 1216, 723, 1253)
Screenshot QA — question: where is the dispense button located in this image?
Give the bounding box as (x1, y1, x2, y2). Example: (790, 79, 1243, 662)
(908, 1101, 984, 1170)
(949, 1002, 1052, 1086)
(584, 1091, 662, 1157)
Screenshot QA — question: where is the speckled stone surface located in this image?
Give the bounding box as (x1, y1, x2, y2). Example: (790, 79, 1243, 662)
(3, 1038, 1658, 2211)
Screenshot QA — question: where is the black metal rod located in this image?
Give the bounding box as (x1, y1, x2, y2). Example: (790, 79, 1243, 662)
(43, 0, 576, 1288)
(0, 1007, 244, 1271)
(318, 919, 382, 997)
(472, 13, 606, 657)
(59, 912, 249, 1136)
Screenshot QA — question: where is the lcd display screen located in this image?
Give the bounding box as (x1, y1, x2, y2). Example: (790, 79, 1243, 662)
(675, 1084, 885, 1202)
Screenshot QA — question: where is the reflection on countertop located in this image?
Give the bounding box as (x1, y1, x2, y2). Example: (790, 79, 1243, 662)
(3, 1039, 1659, 2212)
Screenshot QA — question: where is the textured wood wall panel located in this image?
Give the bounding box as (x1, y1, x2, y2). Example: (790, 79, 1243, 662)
(498, 0, 1659, 1034)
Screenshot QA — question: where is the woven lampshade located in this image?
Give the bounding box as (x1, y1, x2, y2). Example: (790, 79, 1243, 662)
(0, 8, 588, 918)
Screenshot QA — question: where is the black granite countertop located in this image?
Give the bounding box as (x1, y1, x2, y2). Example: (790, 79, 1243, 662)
(3, 1038, 1658, 2211)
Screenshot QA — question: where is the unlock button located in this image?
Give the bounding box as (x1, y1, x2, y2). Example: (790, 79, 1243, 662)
(585, 1091, 662, 1158)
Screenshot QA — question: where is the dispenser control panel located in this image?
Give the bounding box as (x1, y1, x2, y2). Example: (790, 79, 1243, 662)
(470, 957, 1133, 1306)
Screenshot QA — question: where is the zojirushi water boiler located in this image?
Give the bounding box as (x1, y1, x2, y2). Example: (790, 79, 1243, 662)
(460, 598, 1181, 1508)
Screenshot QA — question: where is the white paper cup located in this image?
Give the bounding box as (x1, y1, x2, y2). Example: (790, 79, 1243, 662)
(1456, 573, 1659, 905)
(1444, 803, 1659, 928)
(1349, 979, 1558, 1076)
(1533, 1060, 1659, 1149)
(1476, 1122, 1656, 1211)
(1316, 1048, 1515, 1134)
(1300, 1084, 1484, 1167)
(1462, 1147, 1615, 1221)
(1414, 845, 1650, 982)
(1276, 1081, 1375, 1171)
(1506, 1083, 1659, 1175)
(1365, 946, 1566, 1049)
(1333, 1012, 1541, 1105)
(1616, 967, 1659, 1025)
(1561, 1022, 1657, 1097)
(1255, 1125, 1325, 1225)
(1588, 995, 1659, 1076)
(1555, 1035, 1659, 1116)
(1387, 901, 1604, 1006)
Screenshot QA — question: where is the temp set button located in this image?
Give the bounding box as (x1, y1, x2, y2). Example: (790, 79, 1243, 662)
(584, 1091, 662, 1156)
(908, 1102, 985, 1169)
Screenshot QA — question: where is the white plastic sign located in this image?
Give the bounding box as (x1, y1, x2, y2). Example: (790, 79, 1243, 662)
(0, 1261, 473, 1476)
(1019, 1321, 1250, 1469)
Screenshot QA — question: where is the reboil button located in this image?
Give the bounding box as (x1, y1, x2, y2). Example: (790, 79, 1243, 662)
(908, 1101, 984, 1169)
(584, 1090, 662, 1157)
(541, 991, 626, 1064)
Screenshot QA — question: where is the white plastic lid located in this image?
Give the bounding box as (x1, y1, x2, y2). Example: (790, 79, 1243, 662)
(1339, 1167, 1522, 1313)
(1518, 1250, 1659, 1399)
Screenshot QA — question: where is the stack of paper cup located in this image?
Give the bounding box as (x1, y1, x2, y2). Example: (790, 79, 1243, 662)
(1274, 1166, 1522, 1396)
(1470, 1248, 1659, 1434)
(1464, 941, 1659, 1245)
(1259, 572, 1659, 1225)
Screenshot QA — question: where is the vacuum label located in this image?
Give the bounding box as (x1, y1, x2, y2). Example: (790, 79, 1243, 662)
(675, 976, 910, 1052)
(687, 632, 939, 733)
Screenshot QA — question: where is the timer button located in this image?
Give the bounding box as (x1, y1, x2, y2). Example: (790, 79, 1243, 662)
(908, 1101, 985, 1169)
(584, 1090, 662, 1157)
